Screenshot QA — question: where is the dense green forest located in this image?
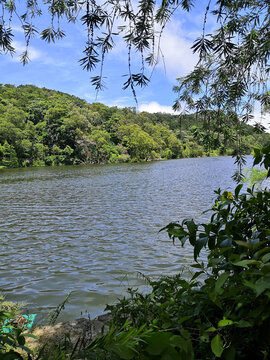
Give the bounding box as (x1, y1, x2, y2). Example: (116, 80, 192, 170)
(0, 84, 269, 168)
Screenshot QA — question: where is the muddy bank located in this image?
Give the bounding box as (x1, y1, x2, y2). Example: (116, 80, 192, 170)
(26, 314, 111, 353)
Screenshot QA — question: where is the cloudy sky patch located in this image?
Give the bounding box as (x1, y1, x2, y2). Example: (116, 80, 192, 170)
(0, 2, 231, 116)
(139, 101, 179, 114)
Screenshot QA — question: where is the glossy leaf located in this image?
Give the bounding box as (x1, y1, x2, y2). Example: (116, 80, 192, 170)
(211, 334, 223, 357)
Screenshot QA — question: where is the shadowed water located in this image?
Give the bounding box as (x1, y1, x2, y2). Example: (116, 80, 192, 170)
(0, 156, 252, 322)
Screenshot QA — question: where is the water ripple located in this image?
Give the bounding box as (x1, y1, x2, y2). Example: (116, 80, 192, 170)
(0, 157, 252, 322)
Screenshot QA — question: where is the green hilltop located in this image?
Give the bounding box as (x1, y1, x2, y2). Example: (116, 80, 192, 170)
(0, 84, 269, 168)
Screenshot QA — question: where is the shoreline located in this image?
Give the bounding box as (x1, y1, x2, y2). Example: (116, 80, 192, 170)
(0, 152, 244, 171)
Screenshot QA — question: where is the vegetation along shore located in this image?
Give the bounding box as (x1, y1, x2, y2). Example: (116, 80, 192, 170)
(0, 84, 269, 169)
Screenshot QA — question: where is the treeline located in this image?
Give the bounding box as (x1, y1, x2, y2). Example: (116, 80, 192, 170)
(0, 84, 269, 168)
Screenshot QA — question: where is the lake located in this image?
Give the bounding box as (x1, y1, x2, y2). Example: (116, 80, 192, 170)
(0, 156, 252, 323)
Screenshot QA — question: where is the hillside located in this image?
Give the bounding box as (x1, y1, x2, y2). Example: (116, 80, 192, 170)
(0, 84, 269, 168)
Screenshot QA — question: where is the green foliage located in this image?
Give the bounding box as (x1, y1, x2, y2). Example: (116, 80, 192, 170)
(118, 124, 158, 160)
(0, 141, 19, 168)
(0, 295, 22, 318)
(243, 168, 268, 187)
(0, 312, 30, 360)
(0, 302, 35, 360)
(0, 85, 268, 169)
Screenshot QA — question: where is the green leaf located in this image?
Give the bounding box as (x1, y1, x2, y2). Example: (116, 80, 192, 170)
(113, 344, 136, 360)
(206, 326, 216, 332)
(190, 263, 203, 269)
(170, 335, 188, 352)
(262, 263, 270, 274)
(17, 334, 25, 346)
(200, 333, 209, 343)
(185, 219, 197, 246)
(262, 253, 270, 263)
(235, 240, 250, 248)
(194, 236, 208, 261)
(254, 245, 270, 259)
(244, 274, 270, 296)
(234, 184, 243, 198)
(254, 274, 270, 296)
(2, 350, 24, 359)
(253, 148, 262, 166)
(232, 259, 261, 268)
(218, 318, 233, 327)
(160, 348, 181, 360)
(168, 228, 187, 239)
(211, 334, 223, 357)
(215, 272, 230, 293)
(220, 237, 232, 248)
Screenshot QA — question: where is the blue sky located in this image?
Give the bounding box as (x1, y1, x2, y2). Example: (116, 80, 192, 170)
(0, 3, 205, 111)
(1, 1, 269, 129)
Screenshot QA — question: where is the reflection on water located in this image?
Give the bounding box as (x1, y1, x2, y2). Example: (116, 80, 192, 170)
(0, 157, 252, 322)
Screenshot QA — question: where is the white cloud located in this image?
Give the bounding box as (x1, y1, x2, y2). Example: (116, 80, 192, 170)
(157, 20, 199, 80)
(108, 18, 198, 81)
(139, 101, 180, 114)
(11, 40, 43, 62)
(100, 96, 136, 108)
(12, 25, 25, 34)
(250, 112, 270, 133)
(10, 40, 66, 67)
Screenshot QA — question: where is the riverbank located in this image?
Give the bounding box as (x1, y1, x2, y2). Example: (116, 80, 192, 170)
(26, 314, 111, 353)
(0, 149, 231, 171)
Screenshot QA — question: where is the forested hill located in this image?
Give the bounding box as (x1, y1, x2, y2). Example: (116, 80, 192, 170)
(0, 84, 269, 168)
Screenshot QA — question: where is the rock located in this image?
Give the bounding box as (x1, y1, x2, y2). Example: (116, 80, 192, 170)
(26, 314, 111, 354)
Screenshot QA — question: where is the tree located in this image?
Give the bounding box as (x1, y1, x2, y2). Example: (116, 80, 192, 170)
(118, 124, 158, 160)
(0, 140, 19, 167)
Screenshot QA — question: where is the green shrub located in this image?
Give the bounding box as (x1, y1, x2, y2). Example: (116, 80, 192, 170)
(0, 296, 35, 359)
(118, 153, 130, 163)
(109, 153, 119, 164)
(150, 150, 160, 160)
(161, 148, 172, 159)
(32, 160, 46, 167)
(243, 168, 268, 187)
(0, 295, 23, 317)
(0, 311, 36, 359)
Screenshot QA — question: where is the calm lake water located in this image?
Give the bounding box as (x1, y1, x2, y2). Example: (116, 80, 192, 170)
(0, 156, 252, 322)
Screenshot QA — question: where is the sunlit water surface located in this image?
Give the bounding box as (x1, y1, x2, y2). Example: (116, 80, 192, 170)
(0, 156, 253, 322)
